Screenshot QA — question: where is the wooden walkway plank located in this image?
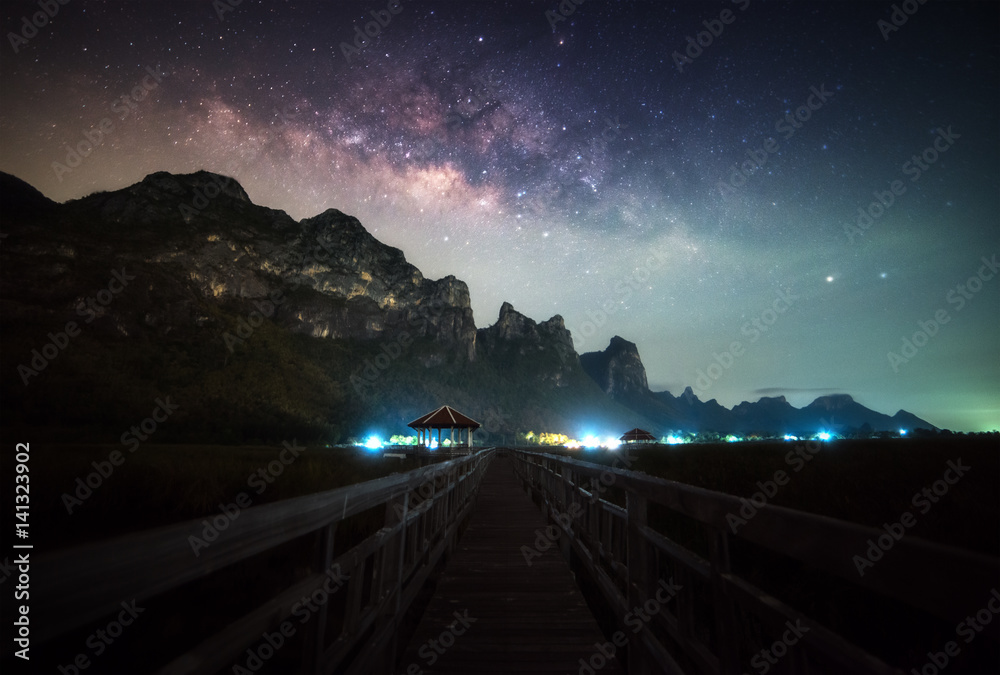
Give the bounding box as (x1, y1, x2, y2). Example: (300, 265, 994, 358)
(397, 456, 623, 674)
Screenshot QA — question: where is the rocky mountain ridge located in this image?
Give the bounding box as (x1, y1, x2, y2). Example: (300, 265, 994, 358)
(580, 336, 935, 434)
(0, 170, 936, 442)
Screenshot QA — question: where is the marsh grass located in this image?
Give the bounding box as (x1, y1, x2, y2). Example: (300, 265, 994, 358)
(27, 443, 432, 549)
(557, 437, 999, 672)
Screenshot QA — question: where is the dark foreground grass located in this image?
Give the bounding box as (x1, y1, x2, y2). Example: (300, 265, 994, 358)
(21, 443, 434, 550)
(548, 437, 999, 673)
(2, 443, 450, 674)
(551, 436, 999, 555)
(8, 439, 997, 673)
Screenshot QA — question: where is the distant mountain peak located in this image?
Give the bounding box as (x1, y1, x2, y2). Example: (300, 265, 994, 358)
(608, 335, 639, 352)
(0, 170, 939, 440)
(482, 302, 569, 345)
(136, 169, 253, 204)
(810, 393, 856, 408)
(580, 336, 649, 399)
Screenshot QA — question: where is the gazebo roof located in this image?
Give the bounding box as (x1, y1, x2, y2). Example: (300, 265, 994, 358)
(619, 427, 656, 442)
(408, 405, 482, 430)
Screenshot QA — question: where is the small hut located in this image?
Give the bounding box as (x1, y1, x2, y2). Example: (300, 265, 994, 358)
(619, 428, 657, 445)
(408, 405, 481, 449)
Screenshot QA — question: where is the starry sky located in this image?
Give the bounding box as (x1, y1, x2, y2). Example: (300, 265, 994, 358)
(1, 1, 997, 431)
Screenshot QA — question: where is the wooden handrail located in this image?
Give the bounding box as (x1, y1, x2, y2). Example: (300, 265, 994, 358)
(508, 449, 998, 675)
(36, 448, 496, 674)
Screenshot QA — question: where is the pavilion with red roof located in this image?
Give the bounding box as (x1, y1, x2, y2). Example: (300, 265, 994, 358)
(619, 428, 657, 444)
(408, 405, 482, 449)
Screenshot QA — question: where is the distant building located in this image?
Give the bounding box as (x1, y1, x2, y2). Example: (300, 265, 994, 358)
(408, 405, 481, 448)
(619, 428, 657, 445)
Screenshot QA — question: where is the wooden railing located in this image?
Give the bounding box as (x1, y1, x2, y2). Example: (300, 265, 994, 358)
(35, 448, 496, 674)
(507, 449, 999, 675)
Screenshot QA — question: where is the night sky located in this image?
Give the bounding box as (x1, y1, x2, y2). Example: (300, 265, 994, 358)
(1, 1, 997, 431)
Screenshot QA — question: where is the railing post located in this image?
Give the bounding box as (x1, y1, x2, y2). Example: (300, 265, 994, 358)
(709, 526, 741, 674)
(445, 462, 459, 555)
(626, 491, 652, 675)
(558, 468, 573, 561)
(372, 491, 408, 672)
(341, 551, 364, 643)
(305, 522, 337, 674)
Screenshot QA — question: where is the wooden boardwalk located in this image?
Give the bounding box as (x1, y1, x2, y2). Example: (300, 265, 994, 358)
(398, 456, 623, 674)
(35, 448, 998, 674)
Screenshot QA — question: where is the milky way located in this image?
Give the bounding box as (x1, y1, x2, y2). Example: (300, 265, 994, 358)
(1, 0, 997, 430)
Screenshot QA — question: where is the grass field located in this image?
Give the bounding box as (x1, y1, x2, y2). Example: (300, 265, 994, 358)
(18, 436, 998, 554)
(540, 437, 999, 673)
(547, 436, 999, 555)
(7, 437, 997, 673)
(17, 442, 434, 550)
